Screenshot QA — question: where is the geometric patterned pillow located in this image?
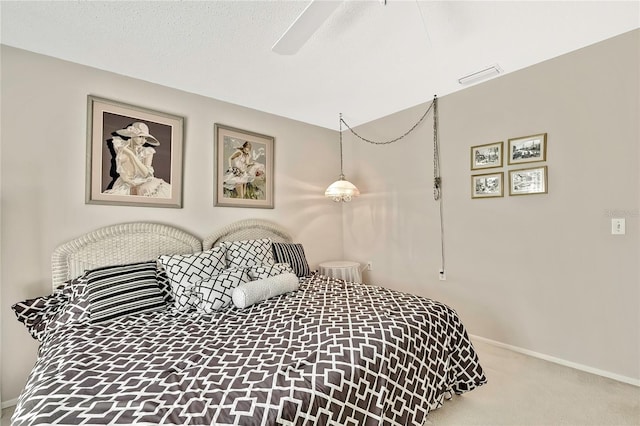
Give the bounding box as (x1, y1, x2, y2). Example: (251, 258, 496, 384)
(57, 275, 91, 325)
(158, 247, 227, 311)
(271, 242, 311, 277)
(156, 267, 174, 305)
(247, 262, 294, 280)
(29, 275, 90, 329)
(192, 269, 250, 313)
(11, 286, 70, 341)
(84, 261, 166, 324)
(222, 239, 275, 269)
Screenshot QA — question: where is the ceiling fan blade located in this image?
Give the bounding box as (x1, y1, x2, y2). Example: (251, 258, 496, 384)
(272, 0, 342, 55)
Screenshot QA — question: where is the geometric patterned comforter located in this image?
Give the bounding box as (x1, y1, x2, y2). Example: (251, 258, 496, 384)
(13, 275, 486, 425)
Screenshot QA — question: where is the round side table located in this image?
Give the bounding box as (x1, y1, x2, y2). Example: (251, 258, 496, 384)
(318, 260, 362, 283)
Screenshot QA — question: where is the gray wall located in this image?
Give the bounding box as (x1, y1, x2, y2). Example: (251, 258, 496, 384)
(344, 29, 639, 382)
(0, 45, 344, 401)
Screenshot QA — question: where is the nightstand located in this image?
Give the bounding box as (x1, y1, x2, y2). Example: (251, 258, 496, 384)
(318, 260, 362, 283)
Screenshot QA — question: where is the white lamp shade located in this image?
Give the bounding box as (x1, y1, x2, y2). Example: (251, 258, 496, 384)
(325, 178, 360, 202)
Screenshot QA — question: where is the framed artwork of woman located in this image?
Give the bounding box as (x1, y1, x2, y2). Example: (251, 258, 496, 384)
(214, 124, 274, 209)
(86, 96, 184, 208)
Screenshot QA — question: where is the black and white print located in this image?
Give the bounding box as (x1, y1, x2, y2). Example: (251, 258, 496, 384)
(158, 247, 227, 310)
(193, 268, 250, 313)
(223, 238, 275, 268)
(12, 275, 486, 425)
(272, 242, 311, 277)
(248, 262, 294, 280)
(84, 261, 166, 323)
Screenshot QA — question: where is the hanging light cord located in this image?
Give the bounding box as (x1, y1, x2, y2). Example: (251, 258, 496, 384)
(340, 100, 435, 145)
(432, 96, 445, 273)
(432, 95, 441, 201)
(340, 95, 446, 277)
(339, 95, 441, 201)
(339, 113, 345, 178)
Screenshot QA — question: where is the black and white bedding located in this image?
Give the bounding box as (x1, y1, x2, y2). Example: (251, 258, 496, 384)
(13, 274, 485, 425)
(12, 221, 486, 425)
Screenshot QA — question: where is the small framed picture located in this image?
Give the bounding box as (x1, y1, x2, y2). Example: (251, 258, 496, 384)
(86, 96, 184, 208)
(509, 166, 548, 196)
(471, 172, 504, 199)
(508, 133, 547, 165)
(471, 141, 503, 170)
(215, 124, 274, 209)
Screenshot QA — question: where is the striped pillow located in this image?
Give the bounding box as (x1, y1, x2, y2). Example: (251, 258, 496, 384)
(85, 261, 166, 324)
(271, 243, 311, 277)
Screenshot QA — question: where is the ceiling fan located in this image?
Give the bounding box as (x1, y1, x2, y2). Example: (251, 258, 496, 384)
(272, 0, 387, 55)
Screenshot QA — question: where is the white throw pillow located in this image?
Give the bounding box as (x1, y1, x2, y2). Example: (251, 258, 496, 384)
(232, 272, 299, 309)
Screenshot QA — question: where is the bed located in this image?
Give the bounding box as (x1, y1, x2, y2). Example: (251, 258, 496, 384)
(11, 219, 486, 425)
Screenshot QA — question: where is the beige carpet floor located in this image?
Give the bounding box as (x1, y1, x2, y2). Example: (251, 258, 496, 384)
(3, 338, 639, 426)
(427, 338, 640, 425)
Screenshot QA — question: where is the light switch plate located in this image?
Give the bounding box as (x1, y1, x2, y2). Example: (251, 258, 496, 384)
(611, 218, 626, 235)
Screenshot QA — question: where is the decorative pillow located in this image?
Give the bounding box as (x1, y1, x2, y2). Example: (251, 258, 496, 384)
(271, 243, 311, 277)
(248, 263, 294, 280)
(158, 247, 226, 311)
(222, 239, 275, 269)
(59, 275, 91, 324)
(85, 261, 166, 324)
(12, 286, 70, 341)
(232, 272, 299, 309)
(156, 267, 174, 305)
(192, 269, 250, 313)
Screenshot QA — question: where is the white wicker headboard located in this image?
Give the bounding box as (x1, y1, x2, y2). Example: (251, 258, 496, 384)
(203, 219, 292, 250)
(51, 222, 201, 290)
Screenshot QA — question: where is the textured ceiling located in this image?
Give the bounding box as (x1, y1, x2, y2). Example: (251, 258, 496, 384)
(1, 1, 638, 130)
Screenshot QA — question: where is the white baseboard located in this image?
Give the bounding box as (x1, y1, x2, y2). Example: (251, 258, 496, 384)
(470, 334, 640, 387)
(1, 398, 17, 410)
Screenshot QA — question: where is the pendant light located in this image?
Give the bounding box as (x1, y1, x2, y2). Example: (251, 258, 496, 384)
(325, 113, 360, 202)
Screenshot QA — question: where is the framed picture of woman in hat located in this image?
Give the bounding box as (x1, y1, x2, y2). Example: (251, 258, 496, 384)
(86, 96, 184, 208)
(214, 123, 274, 208)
